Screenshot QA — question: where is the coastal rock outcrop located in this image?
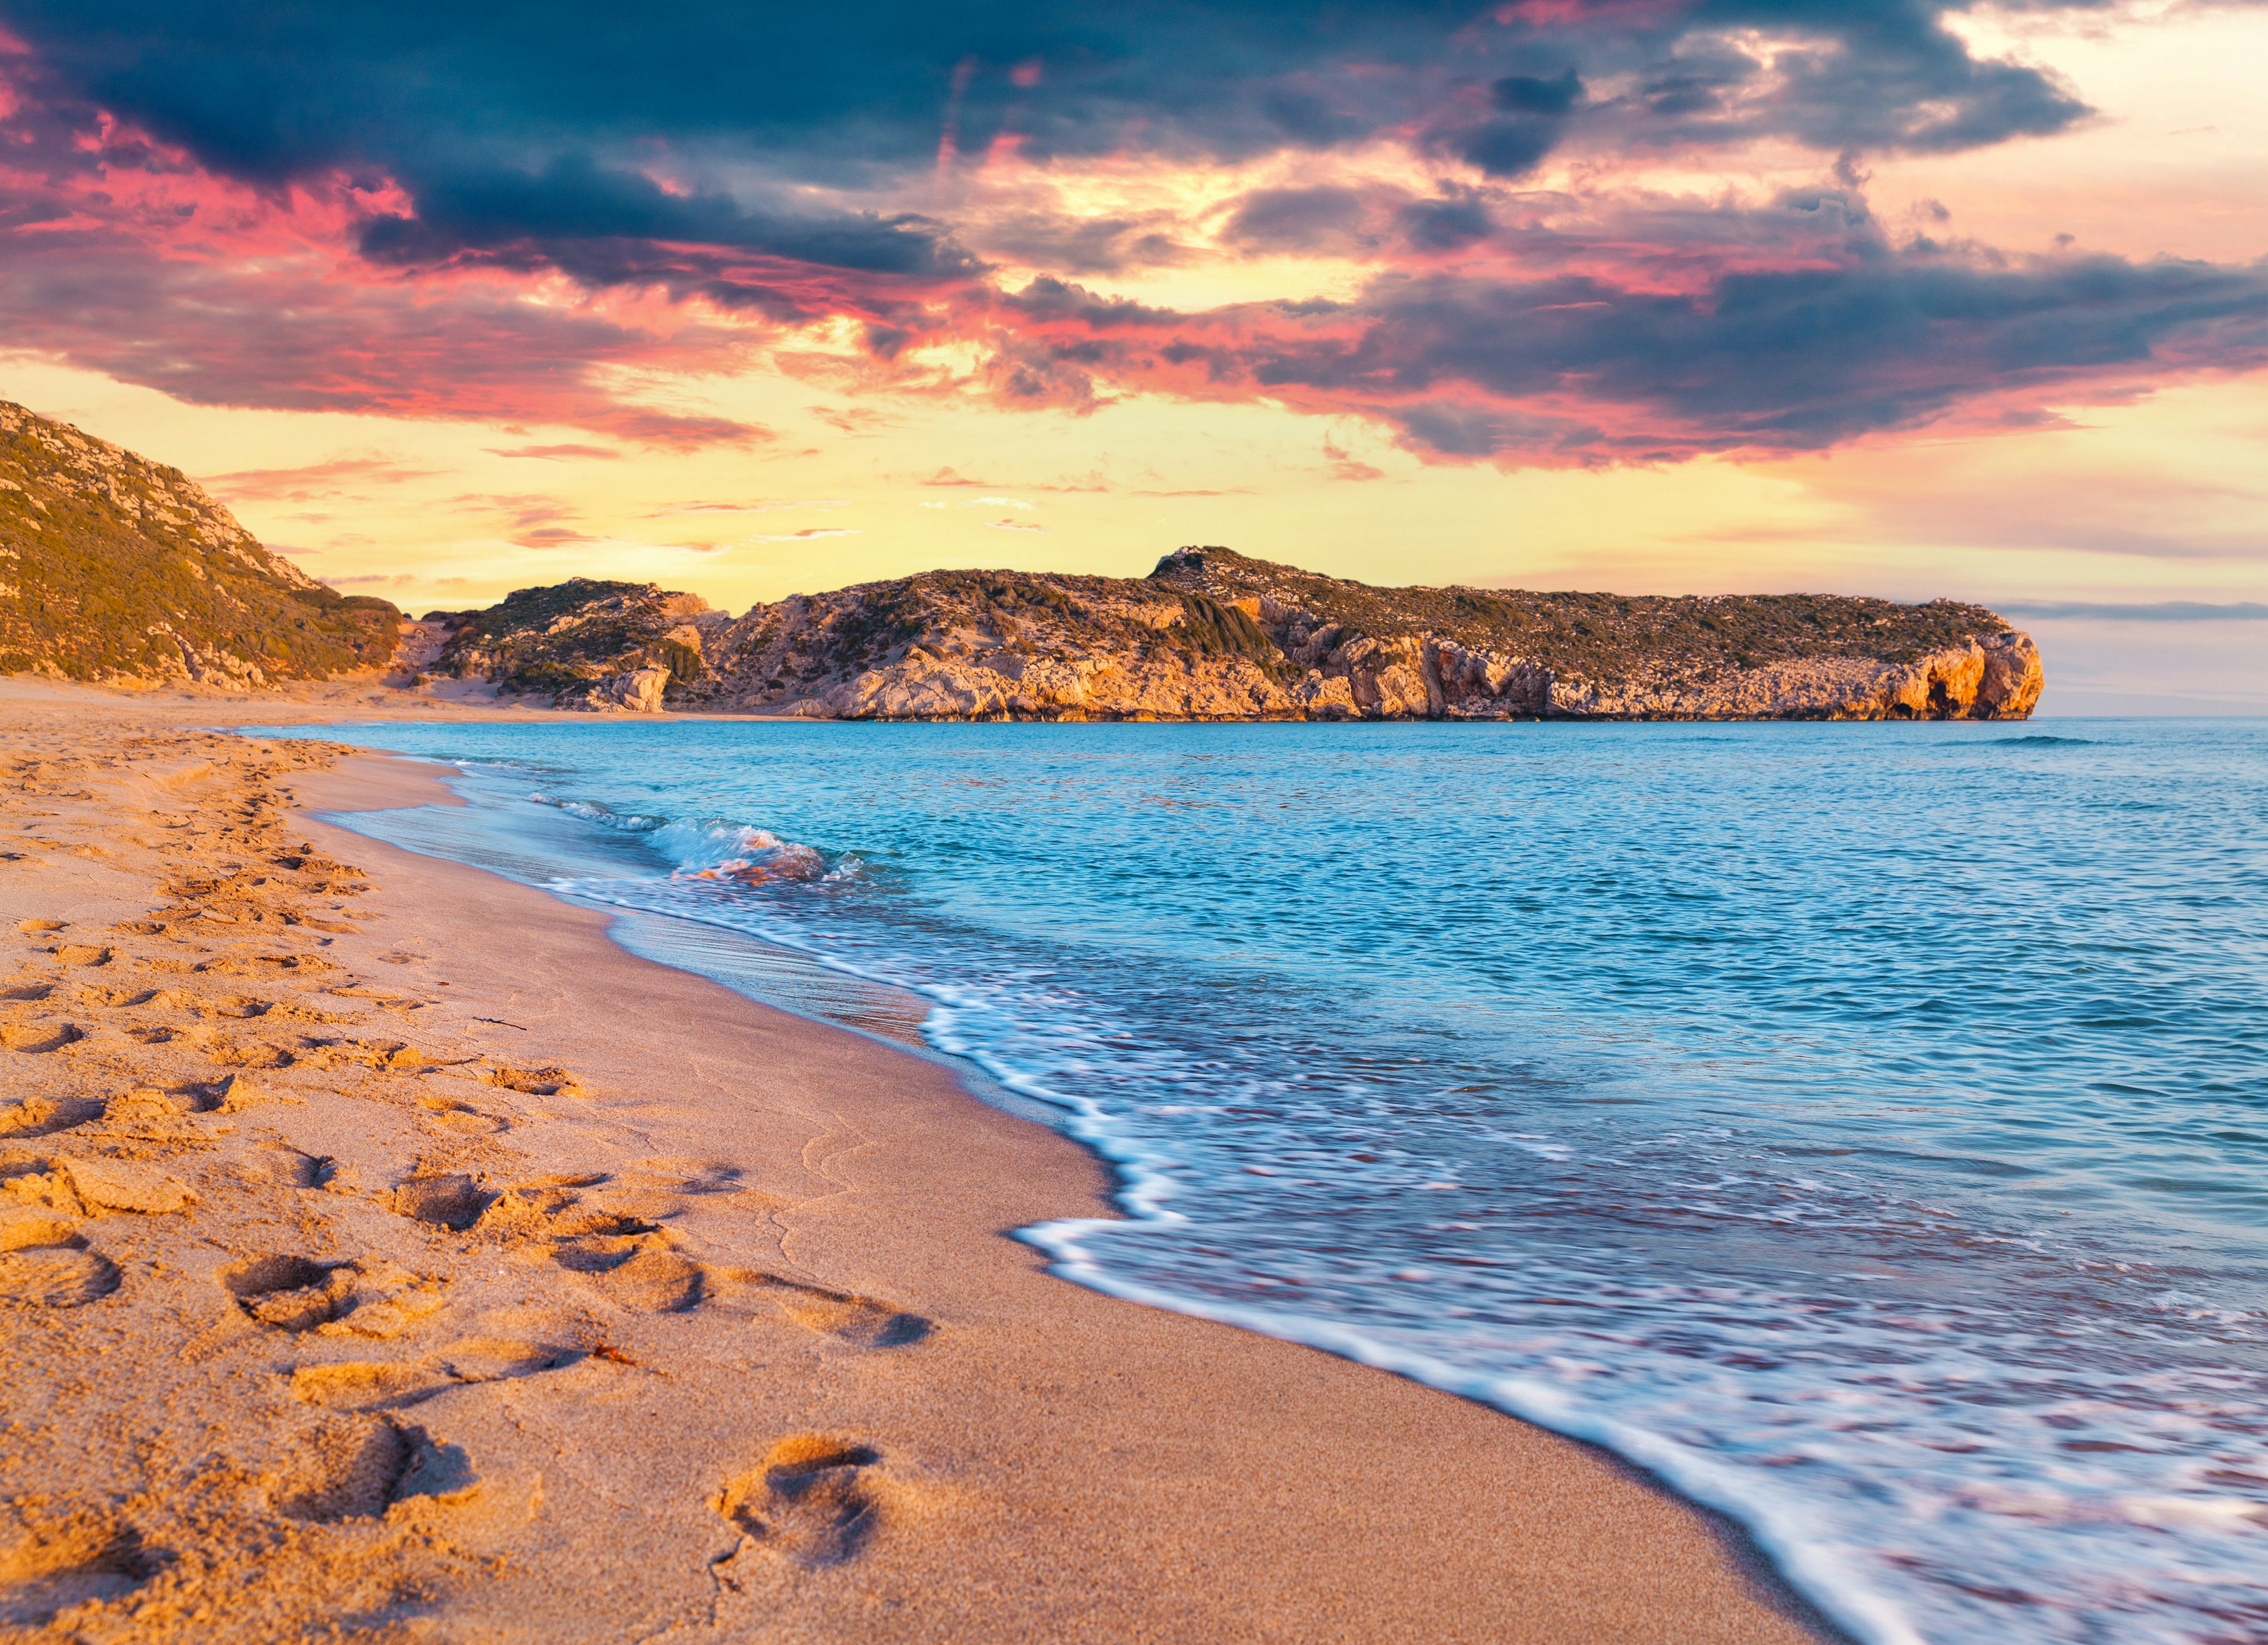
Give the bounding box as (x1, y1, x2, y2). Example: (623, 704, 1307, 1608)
(449, 548, 2041, 722)
(0, 402, 400, 687)
(423, 579, 720, 712)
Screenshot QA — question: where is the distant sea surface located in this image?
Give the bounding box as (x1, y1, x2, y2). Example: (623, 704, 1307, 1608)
(255, 718, 2268, 1645)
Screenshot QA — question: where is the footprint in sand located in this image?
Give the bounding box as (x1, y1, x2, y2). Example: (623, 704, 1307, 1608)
(417, 1096, 509, 1136)
(197, 994, 271, 1020)
(558, 1240, 931, 1343)
(0, 1095, 105, 1138)
(304, 1037, 447, 1072)
(202, 1037, 294, 1070)
(234, 1144, 333, 1190)
(291, 1338, 578, 1411)
(776, 1292, 933, 1350)
(0, 1218, 121, 1309)
(553, 1234, 709, 1313)
(475, 1184, 652, 1242)
(0, 980, 53, 1003)
(485, 1065, 584, 1098)
(222, 1255, 360, 1332)
(289, 1360, 455, 1412)
(50, 945, 111, 968)
(1, 1023, 82, 1053)
(711, 1435, 885, 1574)
(383, 1174, 494, 1231)
(14, 919, 67, 935)
(270, 1416, 478, 1522)
(0, 1510, 161, 1627)
(482, 1180, 933, 1341)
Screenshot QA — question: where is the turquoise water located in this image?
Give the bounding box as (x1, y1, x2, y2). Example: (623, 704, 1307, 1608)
(256, 719, 2268, 1645)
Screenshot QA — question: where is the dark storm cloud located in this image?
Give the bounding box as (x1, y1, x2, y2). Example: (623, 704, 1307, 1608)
(5, 0, 2256, 469)
(979, 224, 2268, 459)
(1286, 251, 2268, 454)
(352, 154, 979, 282)
(6, 1, 2104, 231)
(1221, 187, 1370, 252)
(1397, 189, 1496, 252)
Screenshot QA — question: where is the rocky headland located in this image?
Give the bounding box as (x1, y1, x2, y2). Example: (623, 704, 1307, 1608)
(0, 403, 400, 690)
(421, 550, 2044, 722)
(0, 403, 2041, 720)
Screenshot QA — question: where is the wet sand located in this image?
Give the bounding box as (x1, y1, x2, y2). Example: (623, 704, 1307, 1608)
(0, 681, 1832, 1643)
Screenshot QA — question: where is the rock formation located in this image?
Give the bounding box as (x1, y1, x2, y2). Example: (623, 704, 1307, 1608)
(435, 549, 2044, 722)
(424, 579, 721, 713)
(0, 402, 399, 688)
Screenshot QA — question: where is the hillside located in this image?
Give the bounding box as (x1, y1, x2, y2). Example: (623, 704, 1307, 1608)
(429, 550, 2044, 722)
(0, 402, 399, 689)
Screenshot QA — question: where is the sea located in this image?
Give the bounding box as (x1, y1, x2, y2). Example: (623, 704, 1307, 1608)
(249, 717, 2268, 1645)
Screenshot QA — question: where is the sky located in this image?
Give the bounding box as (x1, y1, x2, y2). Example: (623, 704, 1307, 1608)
(1, 1, 2263, 712)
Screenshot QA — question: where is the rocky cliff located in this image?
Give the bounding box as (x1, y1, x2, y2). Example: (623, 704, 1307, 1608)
(436, 550, 2044, 722)
(0, 402, 400, 688)
(425, 578, 721, 712)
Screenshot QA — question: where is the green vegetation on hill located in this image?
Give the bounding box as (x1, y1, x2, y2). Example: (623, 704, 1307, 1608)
(432, 577, 709, 699)
(0, 402, 397, 686)
(1149, 547, 2008, 679)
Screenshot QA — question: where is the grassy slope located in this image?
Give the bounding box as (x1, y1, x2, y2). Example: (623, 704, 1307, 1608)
(0, 402, 397, 683)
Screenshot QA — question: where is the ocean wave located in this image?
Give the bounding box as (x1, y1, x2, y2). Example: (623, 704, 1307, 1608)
(1988, 735, 2097, 747)
(529, 793, 664, 831)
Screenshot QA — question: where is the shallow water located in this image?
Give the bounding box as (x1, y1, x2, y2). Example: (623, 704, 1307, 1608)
(255, 717, 2268, 1645)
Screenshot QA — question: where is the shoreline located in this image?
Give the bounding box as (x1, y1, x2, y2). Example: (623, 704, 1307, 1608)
(1, 681, 1834, 1643)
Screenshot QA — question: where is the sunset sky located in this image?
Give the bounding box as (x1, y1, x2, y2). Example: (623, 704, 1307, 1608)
(3, 1, 2264, 711)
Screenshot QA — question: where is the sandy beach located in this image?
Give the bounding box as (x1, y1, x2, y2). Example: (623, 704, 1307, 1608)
(1, 682, 1830, 1643)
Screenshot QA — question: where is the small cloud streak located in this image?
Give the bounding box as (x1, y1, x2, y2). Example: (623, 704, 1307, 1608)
(655, 499, 849, 515)
(985, 518, 1051, 533)
(484, 443, 621, 461)
(751, 527, 861, 541)
(203, 456, 441, 501)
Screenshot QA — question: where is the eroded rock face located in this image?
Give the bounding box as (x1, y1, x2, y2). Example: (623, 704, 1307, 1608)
(436, 549, 2044, 722)
(425, 579, 718, 711)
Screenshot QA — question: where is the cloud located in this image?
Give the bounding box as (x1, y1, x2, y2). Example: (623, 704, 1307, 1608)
(807, 404, 900, 434)
(751, 527, 860, 541)
(514, 526, 595, 547)
(1322, 438, 1387, 482)
(1221, 186, 1369, 253)
(5, 0, 2097, 208)
(201, 456, 442, 501)
(985, 518, 1051, 532)
(957, 223, 2268, 462)
(654, 499, 849, 515)
(483, 443, 621, 461)
(2000, 600, 2268, 621)
(0, 0, 2254, 477)
(915, 465, 1106, 492)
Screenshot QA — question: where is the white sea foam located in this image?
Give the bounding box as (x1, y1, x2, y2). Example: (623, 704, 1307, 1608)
(529, 794, 663, 831)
